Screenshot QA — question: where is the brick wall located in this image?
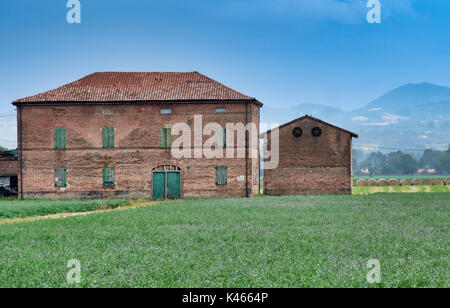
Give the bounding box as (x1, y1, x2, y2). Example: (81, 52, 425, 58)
(263, 117, 354, 195)
(17, 102, 260, 199)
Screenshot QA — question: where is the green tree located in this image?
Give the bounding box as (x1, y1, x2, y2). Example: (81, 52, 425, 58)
(386, 151, 418, 175)
(361, 151, 387, 175)
(436, 147, 450, 174)
(419, 149, 441, 169)
(0, 144, 7, 151)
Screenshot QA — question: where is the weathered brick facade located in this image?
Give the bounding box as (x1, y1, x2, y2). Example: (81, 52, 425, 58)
(262, 116, 357, 195)
(14, 72, 261, 199)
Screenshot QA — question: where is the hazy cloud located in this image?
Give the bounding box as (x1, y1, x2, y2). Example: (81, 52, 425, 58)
(352, 116, 368, 121)
(363, 113, 409, 126)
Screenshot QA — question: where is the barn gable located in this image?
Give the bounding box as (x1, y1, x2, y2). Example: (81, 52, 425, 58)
(262, 115, 358, 195)
(261, 115, 358, 138)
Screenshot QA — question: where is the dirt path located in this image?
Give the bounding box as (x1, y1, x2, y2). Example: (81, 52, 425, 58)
(0, 200, 170, 226)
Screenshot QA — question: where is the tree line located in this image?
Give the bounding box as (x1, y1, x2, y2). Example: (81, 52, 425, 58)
(354, 146, 450, 176)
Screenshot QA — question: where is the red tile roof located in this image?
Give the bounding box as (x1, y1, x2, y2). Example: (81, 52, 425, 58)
(14, 72, 259, 104)
(0, 161, 18, 176)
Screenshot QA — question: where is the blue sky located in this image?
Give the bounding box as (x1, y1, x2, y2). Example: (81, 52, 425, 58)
(1, 0, 450, 148)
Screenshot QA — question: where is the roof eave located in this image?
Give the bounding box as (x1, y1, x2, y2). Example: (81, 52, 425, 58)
(13, 98, 263, 107)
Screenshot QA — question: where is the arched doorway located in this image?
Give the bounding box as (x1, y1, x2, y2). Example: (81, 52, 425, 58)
(152, 165, 181, 199)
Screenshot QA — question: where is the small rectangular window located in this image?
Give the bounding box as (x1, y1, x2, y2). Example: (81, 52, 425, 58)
(54, 128, 66, 149)
(215, 108, 227, 114)
(103, 167, 115, 186)
(102, 108, 113, 115)
(102, 127, 115, 148)
(160, 128, 172, 148)
(215, 166, 227, 185)
(54, 168, 67, 187)
(161, 109, 172, 115)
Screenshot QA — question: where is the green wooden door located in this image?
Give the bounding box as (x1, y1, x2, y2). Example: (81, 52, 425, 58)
(167, 172, 181, 199)
(153, 172, 166, 199)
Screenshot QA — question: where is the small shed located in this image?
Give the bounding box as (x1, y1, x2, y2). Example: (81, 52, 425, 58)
(261, 115, 358, 195)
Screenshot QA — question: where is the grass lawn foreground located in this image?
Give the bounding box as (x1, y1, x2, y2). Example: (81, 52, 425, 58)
(0, 194, 448, 288)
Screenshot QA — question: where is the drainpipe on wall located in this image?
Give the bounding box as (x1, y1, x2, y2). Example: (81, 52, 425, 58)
(245, 102, 249, 198)
(18, 105, 23, 200)
(258, 105, 261, 195)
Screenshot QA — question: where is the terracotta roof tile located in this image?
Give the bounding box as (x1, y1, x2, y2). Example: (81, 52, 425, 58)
(14, 72, 258, 103)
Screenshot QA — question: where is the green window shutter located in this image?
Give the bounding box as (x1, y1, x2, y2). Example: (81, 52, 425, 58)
(102, 128, 107, 148)
(54, 128, 66, 149)
(109, 127, 115, 148)
(54, 129, 59, 148)
(54, 168, 66, 187)
(102, 127, 114, 148)
(215, 128, 226, 148)
(215, 166, 227, 185)
(166, 128, 172, 148)
(110, 168, 115, 184)
(103, 167, 115, 186)
(160, 128, 171, 148)
(54, 169, 59, 186)
(221, 166, 227, 185)
(61, 168, 67, 187)
(160, 129, 166, 148)
(223, 128, 227, 148)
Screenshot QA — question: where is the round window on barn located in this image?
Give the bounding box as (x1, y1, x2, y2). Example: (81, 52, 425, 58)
(292, 127, 303, 138)
(311, 127, 322, 137)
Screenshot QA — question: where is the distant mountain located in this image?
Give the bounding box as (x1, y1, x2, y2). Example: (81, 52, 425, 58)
(261, 83, 450, 152)
(364, 83, 450, 112)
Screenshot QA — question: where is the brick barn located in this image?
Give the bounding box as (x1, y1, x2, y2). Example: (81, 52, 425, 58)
(0, 150, 18, 196)
(13, 72, 261, 199)
(261, 115, 358, 195)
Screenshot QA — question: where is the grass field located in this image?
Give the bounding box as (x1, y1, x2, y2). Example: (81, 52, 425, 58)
(0, 198, 130, 219)
(354, 185, 450, 194)
(0, 194, 448, 288)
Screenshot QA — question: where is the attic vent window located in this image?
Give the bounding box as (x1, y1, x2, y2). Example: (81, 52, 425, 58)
(292, 127, 303, 138)
(161, 109, 172, 115)
(311, 127, 322, 137)
(215, 108, 227, 114)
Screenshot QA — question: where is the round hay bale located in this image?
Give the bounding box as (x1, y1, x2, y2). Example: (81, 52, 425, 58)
(400, 178, 412, 186)
(412, 178, 423, 186)
(445, 178, 450, 186)
(432, 178, 445, 186)
(388, 178, 400, 186)
(422, 178, 433, 185)
(377, 179, 388, 186)
(356, 179, 367, 187)
(367, 179, 377, 187)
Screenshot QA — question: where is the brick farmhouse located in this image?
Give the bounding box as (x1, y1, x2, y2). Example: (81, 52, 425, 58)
(261, 115, 358, 195)
(13, 72, 261, 199)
